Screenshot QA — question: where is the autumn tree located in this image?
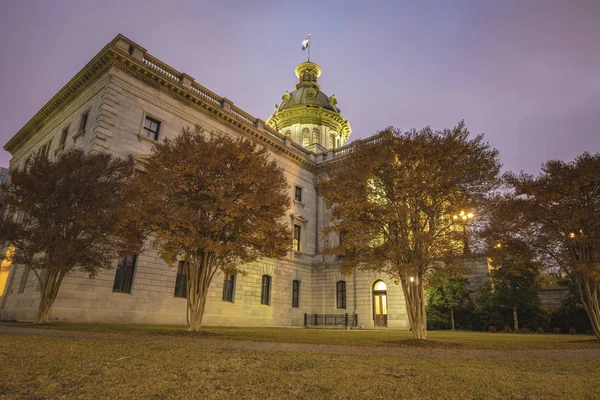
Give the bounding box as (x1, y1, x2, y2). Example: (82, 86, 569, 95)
(493, 153, 600, 339)
(135, 127, 291, 331)
(319, 122, 500, 339)
(0, 149, 142, 323)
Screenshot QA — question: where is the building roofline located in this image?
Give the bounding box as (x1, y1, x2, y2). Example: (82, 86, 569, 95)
(4, 34, 357, 167)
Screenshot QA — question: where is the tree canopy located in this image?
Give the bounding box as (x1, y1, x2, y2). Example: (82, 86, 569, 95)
(134, 127, 291, 330)
(0, 149, 141, 323)
(319, 122, 501, 338)
(485, 152, 600, 339)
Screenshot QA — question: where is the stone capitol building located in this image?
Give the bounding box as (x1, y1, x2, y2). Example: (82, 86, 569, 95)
(0, 34, 462, 329)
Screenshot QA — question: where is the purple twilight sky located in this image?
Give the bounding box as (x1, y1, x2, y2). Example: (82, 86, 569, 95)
(0, 0, 598, 174)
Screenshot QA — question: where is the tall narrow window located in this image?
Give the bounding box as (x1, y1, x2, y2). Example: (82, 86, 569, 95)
(293, 225, 301, 252)
(222, 274, 235, 302)
(174, 261, 187, 298)
(79, 111, 89, 133)
(294, 186, 302, 202)
(312, 128, 320, 144)
(112, 255, 137, 294)
(143, 116, 161, 141)
(18, 266, 30, 294)
(301, 128, 310, 147)
(336, 280, 346, 309)
(60, 127, 69, 147)
(44, 140, 52, 157)
(292, 280, 300, 308)
(329, 133, 335, 148)
(261, 275, 271, 305)
(39, 143, 48, 157)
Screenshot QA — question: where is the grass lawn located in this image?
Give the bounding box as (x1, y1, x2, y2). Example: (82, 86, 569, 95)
(1, 323, 599, 399)
(24, 322, 600, 350)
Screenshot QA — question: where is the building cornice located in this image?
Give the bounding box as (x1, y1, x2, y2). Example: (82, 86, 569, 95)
(4, 46, 114, 153)
(4, 34, 324, 170)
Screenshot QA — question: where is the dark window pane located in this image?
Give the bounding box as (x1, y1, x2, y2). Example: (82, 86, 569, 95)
(113, 255, 137, 293)
(292, 280, 300, 308)
(222, 274, 235, 302)
(60, 128, 68, 146)
(295, 186, 302, 202)
(336, 281, 346, 309)
(80, 113, 88, 131)
(174, 261, 187, 298)
(143, 116, 161, 141)
(261, 275, 271, 305)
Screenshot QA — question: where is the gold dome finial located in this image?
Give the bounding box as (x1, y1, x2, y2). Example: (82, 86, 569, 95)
(294, 62, 322, 90)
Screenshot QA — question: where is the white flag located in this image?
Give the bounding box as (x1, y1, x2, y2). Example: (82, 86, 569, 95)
(302, 37, 310, 50)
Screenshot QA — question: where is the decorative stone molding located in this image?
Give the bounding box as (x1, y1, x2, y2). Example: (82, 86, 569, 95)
(261, 263, 274, 277)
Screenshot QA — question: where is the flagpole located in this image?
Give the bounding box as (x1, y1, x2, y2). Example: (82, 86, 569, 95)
(308, 33, 311, 62)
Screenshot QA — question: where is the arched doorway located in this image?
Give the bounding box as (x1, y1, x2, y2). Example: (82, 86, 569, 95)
(372, 280, 388, 326)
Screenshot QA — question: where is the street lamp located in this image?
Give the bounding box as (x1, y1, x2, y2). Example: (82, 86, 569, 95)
(453, 210, 475, 255)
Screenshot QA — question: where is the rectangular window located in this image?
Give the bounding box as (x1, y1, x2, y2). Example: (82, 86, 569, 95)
(261, 275, 271, 305)
(60, 127, 69, 146)
(45, 139, 52, 157)
(292, 280, 300, 308)
(112, 255, 137, 294)
(79, 111, 89, 133)
(18, 266, 30, 294)
(222, 274, 236, 302)
(174, 261, 187, 298)
(143, 116, 161, 141)
(336, 280, 346, 309)
(294, 186, 302, 202)
(293, 225, 301, 252)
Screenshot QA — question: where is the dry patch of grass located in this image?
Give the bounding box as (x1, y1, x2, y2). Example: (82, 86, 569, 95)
(1, 334, 600, 400)
(1, 324, 600, 399)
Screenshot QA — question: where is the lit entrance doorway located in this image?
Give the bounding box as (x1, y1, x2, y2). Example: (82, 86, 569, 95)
(372, 280, 388, 326)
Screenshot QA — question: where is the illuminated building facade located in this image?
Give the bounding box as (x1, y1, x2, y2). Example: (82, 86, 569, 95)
(0, 35, 412, 328)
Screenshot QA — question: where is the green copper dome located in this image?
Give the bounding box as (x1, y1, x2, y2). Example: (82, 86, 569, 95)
(266, 61, 351, 149)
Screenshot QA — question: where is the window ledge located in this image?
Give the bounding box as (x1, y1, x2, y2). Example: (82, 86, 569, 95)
(54, 144, 65, 154)
(293, 199, 305, 208)
(72, 129, 85, 141)
(138, 133, 160, 145)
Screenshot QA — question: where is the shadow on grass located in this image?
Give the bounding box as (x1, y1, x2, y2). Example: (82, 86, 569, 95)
(154, 330, 220, 337)
(391, 339, 464, 349)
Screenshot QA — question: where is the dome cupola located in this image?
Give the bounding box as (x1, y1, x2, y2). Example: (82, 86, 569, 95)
(266, 61, 351, 153)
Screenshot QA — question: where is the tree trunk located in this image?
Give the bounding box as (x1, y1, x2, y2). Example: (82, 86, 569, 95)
(401, 275, 427, 339)
(577, 275, 600, 340)
(512, 306, 519, 332)
(450, 308, 455, 331)
(185, 251, 218, 332)
(36, 270, 64, 324)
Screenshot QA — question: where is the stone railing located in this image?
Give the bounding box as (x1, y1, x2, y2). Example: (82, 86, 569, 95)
(142, 54, 180, 83)
(323, 132, 385, 162)
(230, 107, 255, 126)
(190, 82, 222, 107)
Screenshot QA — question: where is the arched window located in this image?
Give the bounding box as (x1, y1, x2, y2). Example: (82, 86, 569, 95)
(312, 128, 320, 144)
(336, 280, 346, 309)
(301, 128, 310, 147)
